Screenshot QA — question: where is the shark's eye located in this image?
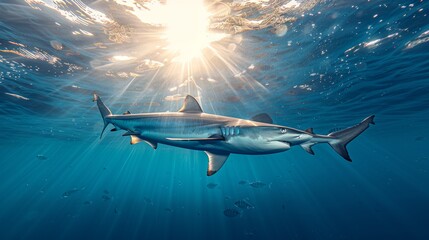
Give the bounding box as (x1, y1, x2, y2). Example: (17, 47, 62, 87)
(280, 128, 287, 134)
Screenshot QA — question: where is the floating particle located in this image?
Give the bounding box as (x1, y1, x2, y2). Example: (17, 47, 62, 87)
(135, 59, 164, 73)
(5, 92, 29, 101)
(36, 154, 47, 160)
(273, 24, 288, 37)
(50, 40, 63, 50)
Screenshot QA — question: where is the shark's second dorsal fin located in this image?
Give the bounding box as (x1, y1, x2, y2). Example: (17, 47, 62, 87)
(305, 128, 314, 134)
(250, 113, 273, 124)
(178, 95, 203, 113)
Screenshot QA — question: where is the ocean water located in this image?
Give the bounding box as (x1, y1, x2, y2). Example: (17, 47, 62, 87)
(1, 0, 429, 239)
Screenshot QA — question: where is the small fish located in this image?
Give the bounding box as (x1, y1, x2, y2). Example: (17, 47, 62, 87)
(224, 208, 240, 218)
(206, 183, 218, 189)
(238, 180, 247, 185)
(415, 136, 425, 141)
(234, 199, 254, 209)
(249, 181, 268, 188)
(63, 188, 80, 198)
(102, 195, 112, 201)
(37, 154, 47, 160)
(143, 197, 153, 205)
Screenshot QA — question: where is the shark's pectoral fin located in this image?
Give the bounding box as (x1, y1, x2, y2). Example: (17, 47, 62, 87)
(205, 151, 230, 176)
(130, 135, 143, 145)
(129, 135, 157, 149)
(301, 143, 315, 155)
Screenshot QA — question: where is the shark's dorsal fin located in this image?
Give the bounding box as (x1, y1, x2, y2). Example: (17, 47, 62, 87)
(205, 151, 230, 176)
(178, 95, 203, 113)
(250, 113, 273, 124)
(305, 128, 314, 134)
(129, 135, 157, 149)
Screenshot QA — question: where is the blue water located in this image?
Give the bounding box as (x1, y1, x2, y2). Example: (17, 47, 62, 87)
(1, 0, 429, 239)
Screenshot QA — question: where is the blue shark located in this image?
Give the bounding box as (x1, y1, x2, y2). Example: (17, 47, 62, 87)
(94, 94, 375, 176)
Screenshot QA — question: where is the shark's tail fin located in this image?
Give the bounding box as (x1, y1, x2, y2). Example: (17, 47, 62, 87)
(327, 115, 375, 161)
(93, 93, 112, 139)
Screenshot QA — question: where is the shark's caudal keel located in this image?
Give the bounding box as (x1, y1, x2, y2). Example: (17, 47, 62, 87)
(93, 93, 375, 176)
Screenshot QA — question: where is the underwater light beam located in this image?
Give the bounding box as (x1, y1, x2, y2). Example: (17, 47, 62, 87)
(164, 0, 226, 63)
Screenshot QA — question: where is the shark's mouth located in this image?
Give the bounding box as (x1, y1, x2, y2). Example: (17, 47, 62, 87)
(272, 140, 291, 146)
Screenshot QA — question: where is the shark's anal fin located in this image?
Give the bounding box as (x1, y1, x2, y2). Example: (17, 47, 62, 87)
(205, 151, 230, 176)
(129, 135, 157, 149)
(301, 143, 315, 155)
(250, 113, 273, 124)
(178, 95, 203, 113)
(143, 140, 158, 149)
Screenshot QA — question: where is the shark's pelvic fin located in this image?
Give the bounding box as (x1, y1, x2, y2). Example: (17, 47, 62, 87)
(205, 151, 230, 176)
(301, 143, 315, 155)
(178, 95, 203, 113)
(250, 113, 273, 124)
(129, 135, 158, 149)
(93, 93, 112, 139)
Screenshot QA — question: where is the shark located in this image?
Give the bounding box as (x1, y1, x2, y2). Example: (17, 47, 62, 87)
(94, 94, 375, 176)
